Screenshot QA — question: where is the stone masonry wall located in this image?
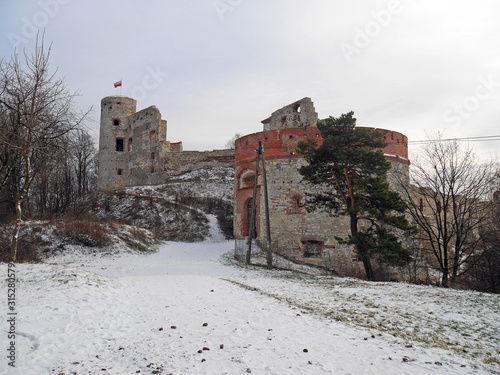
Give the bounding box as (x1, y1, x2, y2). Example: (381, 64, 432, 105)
(263, 97, 319, 131)
(163, 150, 235, 178)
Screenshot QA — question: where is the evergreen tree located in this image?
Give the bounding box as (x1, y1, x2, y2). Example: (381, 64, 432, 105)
(297, 112, 414, 280)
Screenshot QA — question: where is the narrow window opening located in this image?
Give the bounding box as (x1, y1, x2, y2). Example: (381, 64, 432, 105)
(116, 139, 124, 152)
(151, 167, 155, 173)
(150, 130, 156, 142)
(302, 240, 323, 258)
(151, 152, 155, 160)
(419, 198, 424, 212)
(117, 168, 123, 176)
(113, 118, 120, 126)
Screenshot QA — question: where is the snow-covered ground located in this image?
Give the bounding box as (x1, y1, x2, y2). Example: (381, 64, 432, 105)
(1, 240, 498, 374)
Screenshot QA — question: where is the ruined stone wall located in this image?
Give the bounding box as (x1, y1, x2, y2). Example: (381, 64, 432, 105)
(263, 97, 319, 131)
(128, 106, 171, 187)
(163, 150, 234, 178)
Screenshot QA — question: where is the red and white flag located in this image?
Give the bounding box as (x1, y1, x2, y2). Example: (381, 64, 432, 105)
(114, 80, 122, 88)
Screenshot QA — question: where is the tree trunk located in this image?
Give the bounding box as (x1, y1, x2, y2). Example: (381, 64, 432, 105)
(361, 255, 375, 281)
(10, 199, 22, 262)
(441, 267, 449, 288)
(10, 152, 31, 262)
(349, 211, 374, 280)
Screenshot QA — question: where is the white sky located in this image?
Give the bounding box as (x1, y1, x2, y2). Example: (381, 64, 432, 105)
(1, 0, 499, 160)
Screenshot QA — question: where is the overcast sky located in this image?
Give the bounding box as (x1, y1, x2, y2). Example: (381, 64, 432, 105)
(1, 0, 499, 160)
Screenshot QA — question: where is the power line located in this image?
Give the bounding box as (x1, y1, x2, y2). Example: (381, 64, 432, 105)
(408, 135, 500, 145)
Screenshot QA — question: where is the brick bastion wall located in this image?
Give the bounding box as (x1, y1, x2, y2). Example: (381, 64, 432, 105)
(234, 126, 410, 275)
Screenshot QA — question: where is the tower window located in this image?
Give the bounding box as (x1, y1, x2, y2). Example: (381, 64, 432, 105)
(150, 130, 156, 141)
(150, 167, 155, 173)
(117, 168, 123, 176)
(116, 139, 124, 152)
(150, 152, 155, 160)
(113, 118, 121, 126)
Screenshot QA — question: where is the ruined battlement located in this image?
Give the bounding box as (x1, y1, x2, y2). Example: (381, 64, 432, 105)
(262, 97, 319, 131)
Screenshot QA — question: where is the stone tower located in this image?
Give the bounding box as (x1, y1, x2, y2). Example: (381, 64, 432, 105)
(97, 95, 234, 190)
(98, 96, 137, 190)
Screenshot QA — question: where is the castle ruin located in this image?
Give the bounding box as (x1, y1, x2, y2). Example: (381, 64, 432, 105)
(98, 95, 413, 277)
(97, 96, 234, 190)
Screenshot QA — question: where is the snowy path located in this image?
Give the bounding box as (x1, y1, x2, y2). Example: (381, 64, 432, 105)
(1, 241, 494, 374)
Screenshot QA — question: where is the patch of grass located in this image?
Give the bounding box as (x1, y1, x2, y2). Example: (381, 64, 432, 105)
(222, 261, 500, 372)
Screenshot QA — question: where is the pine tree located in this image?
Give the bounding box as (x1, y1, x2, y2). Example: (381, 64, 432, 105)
(297, 112, 414, 280)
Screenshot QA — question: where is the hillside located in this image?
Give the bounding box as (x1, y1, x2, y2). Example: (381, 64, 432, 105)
(0, 167, 234, 262)
(1, 241, 498, 374)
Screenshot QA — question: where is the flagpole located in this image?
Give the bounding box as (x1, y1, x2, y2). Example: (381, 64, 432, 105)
(120, 77, 122, 96)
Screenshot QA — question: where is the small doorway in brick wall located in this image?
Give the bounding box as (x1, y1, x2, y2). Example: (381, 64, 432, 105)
(243, 198, 257, 238)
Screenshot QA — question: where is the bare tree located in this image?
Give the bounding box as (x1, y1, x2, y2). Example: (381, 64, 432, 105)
(0, 36, 89, 261)
(470, 188, 500, 293)
(72, 129, 97, 197)
(224, 132, 242, 149)
(395, 134, 496, 287)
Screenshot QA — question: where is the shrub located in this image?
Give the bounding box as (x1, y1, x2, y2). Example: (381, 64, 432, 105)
(56, 220, 111, 248)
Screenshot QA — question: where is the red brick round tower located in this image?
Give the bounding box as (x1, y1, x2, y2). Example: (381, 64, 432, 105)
(234, 98, 410, 274)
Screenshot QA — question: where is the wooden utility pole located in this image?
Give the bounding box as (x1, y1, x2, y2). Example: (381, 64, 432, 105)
(245, 141, 273, 268)
(260, 141, 273, 268)
(246, 141, 261, 264)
